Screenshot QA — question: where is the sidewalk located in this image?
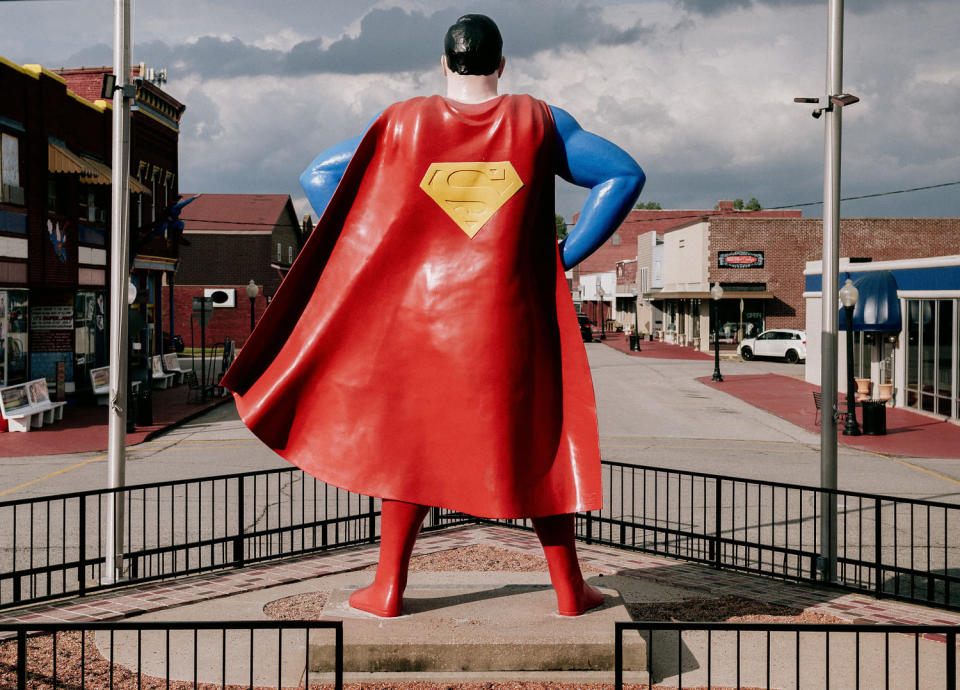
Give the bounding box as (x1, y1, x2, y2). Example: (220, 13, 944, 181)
(699, 373, 960, 459)
(598, 332, 714, 360)
(599, 332, 960, 460)
(0, 385, 231, 458)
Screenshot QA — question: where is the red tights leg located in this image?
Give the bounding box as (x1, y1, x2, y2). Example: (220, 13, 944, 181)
(532, 513, 605, 616)
(349, 499, 429, 617)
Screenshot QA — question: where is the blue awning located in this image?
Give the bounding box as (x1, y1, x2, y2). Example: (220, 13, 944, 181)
(838, 271, 901, 332)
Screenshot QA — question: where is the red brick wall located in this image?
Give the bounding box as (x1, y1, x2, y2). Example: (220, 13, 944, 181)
(708, 218, 960, 331)
(173, 284, 266, 348)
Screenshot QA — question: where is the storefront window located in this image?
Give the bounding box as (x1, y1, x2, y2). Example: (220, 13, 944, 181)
(937, 300, 953, 417)
(1, 290, 29, 385)
(74, 291, 106, 390)
(905, 298, 957, 419)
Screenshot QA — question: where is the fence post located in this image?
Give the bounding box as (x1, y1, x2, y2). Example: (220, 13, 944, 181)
(585, 511, 594, 545)
(16, 628, 26, 689)
(714, 479, 722, 569)
(947, 631, 956, 690)
(368, 496, 376, 543)
(614, 622, 623, 690)
(78, 494, 87, 597)
(874, 497, 882, 598)
(234, 476, 245, 568)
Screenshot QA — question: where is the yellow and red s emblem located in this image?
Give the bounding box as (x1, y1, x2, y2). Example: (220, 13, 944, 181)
(419, 162, 524, 238)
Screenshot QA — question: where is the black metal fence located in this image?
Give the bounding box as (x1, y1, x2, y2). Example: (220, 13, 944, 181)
(593, 462, 960, 609)
(615, 621, 959, 690)
(490, 461, 960, 611)
(2, 461, 957, 613)
(0, 467, 471, 609)
(1, 620, 343, 689)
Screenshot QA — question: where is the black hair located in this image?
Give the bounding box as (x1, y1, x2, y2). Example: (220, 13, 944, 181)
(443, 14, 503, 76)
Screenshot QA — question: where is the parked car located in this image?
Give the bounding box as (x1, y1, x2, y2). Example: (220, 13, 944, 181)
(738, 329, 807, 363)
(577, 314, 593, 342)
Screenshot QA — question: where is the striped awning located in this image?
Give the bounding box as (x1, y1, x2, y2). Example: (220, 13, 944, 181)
(80, 155, 152, 194)
(48, 141, 97, 175)
(48, 142, 151, 194)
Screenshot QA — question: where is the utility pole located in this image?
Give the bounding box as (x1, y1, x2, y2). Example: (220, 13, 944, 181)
(105, 0, 133, 585)
(795, 0, 857, 583)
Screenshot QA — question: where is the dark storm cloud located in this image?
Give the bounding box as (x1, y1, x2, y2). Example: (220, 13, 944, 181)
(675, 0, 901, 15)
(65, 2, 648, 78)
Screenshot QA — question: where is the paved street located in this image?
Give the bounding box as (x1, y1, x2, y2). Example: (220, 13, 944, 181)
(3, 342, 957, 504)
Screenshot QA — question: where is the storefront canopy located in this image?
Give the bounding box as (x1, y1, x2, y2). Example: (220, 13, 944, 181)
(48, 141, 151, 194)
(838, 270, 901, 332)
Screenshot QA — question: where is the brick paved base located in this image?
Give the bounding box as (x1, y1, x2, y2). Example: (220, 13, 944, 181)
(1, 524, 957, 638)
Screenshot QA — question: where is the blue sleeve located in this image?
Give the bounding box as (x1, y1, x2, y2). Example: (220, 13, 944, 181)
(299, 113, 381, 217)
(551, 106, 645, 269)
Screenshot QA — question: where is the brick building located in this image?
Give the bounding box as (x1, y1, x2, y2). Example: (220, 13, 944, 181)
(173, 194, 304, 348)
(0, 56, 183, 395)
(640, 216, 960, 351)
(575, 203, 802, 335)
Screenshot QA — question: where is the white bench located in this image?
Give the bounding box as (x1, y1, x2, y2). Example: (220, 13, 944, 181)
(150, 355, 176, 389)
(0, 378, 66, 432)
(162, 353, 186, 385)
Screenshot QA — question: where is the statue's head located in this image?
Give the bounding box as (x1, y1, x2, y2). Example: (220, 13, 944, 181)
(443, 14, 503, 76)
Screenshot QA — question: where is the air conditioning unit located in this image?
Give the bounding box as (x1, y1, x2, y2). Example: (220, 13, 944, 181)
(1, 184, 25, 205)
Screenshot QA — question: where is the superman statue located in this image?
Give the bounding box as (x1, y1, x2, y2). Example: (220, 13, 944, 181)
(222, 14, 644, 617)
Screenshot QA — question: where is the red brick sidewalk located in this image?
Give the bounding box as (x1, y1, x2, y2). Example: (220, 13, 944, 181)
(0, 386, 231, 458)
(700, 373, 960, 459)
(600, 332, 714, 360)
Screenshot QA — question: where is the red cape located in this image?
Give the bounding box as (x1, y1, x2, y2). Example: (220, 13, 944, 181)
(222, 94, 601, 518)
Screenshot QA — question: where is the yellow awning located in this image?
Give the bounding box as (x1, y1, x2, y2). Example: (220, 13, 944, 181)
(48, 141, 97, 175)
(78, 156, 111, 185)
(78, 155, 152, 195)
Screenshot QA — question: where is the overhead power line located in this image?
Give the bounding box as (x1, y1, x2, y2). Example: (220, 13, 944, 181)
(172, 178, 960, 229)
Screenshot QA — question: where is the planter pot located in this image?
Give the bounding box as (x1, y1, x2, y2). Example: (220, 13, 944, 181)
(876, 383, 893, 402)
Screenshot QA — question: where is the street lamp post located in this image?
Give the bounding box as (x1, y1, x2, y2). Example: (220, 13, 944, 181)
(840, 278, 861, 436)
(711, 283, 724, 382)
(596, 277, 606, 341)
(629, 285, 641, 352)
(245, 279, 259, 334)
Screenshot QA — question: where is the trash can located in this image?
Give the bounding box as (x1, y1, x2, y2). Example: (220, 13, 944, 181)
(136, 388, 153, 427)
(127, 387, 138, 433)
(629, 334, 640, 351)
(861, 401, 887, 436)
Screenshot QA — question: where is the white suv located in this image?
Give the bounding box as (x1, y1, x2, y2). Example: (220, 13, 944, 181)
(738, 329, 807, 363)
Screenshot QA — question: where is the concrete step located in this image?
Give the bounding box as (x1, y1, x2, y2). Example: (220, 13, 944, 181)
(309, 578, 646, 673)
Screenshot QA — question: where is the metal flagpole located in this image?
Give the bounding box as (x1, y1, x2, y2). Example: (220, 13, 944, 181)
(819, 0, 845, 583)
(105, 0, 133, 584)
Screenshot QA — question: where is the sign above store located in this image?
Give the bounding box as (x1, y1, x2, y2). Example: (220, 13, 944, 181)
(719, 251, 764, 268)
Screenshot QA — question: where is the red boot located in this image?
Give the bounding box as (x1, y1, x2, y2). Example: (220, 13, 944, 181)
(532, 513, 605, 616)
(349, 499, 430, 617)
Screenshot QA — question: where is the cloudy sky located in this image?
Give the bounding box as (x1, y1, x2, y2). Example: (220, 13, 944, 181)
(3, 0, 958, 222)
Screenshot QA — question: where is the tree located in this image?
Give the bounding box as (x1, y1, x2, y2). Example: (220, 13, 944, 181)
(744, 197, 762, 211)
(635, 201, 662, 210)
(555, 214, 568, 240)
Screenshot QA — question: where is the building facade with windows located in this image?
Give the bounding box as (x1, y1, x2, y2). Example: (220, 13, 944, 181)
(173, 194, 305, 347)
(638, 216, 960, 354)
(804, 254, 960, 423)
(0, 56, 184, 395)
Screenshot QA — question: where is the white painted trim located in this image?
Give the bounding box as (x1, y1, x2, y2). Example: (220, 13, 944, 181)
(898, 291, 960, 298)
(806, 254, 960, 275)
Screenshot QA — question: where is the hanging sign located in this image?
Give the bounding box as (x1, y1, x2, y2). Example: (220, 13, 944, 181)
(718, 251, 764, 268)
